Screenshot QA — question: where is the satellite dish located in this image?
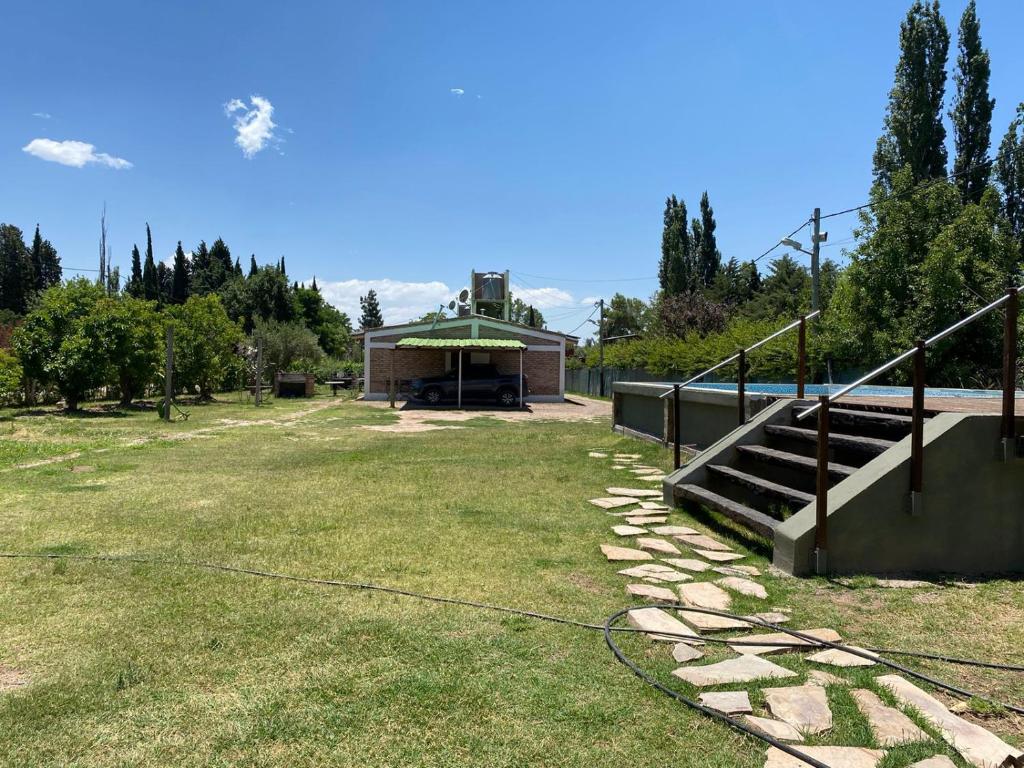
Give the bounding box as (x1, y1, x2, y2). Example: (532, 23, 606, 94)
(448, 300, 457, 310)
(458, 288, 470, 303)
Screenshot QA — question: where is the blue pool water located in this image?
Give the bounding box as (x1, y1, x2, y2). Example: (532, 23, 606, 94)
(684, 382, 1018, 399)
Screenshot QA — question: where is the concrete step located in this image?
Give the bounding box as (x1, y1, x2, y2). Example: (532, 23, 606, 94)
(736, 445, 857, 481)
(707, 464, 815, 508)
(794, 406, 922, 439)
(764, 425, 896, 456)
(675, 484, 780, 540)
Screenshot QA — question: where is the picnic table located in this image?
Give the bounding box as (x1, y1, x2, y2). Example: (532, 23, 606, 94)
(326, 376, 363, 395)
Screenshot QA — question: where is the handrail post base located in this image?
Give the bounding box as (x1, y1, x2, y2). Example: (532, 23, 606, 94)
(813, 548, 828, 576)
(1000, 436, 1021, 463)
(910, 490, 923, 517)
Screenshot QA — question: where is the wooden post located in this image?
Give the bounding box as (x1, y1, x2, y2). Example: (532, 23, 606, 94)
(164, 324, 174, 422)
(1001, 287, 1018, 447)
(673, 384, 681, 470)
(519, 348, 524, 409)
(796, 315, 807, 399)
(909, 339, 926, 515)
(737, 349, 746, 425)
(814, 394, 829, 575)
(457, 350, 463, 409)
(254, 336, 263, 407)
(389, 348, 396, 408)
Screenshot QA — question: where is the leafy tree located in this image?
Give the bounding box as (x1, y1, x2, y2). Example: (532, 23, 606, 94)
(88, 296, 162, 405)
(739, 255, 811, 321)
(171, 241, 190, 303)
(128, 244, 144, 297)
(210, 239, 233, 289)
(658, 195, 694, 295)
(696, 191, 721, 287)
(873, 1, 950, 187)
(189, 240, 211, 294)
(252, 318, 323, 378)
(359, 289, 384, 329)
(220, 265, 295, 333)
(603, 293, 646, 339)
(294, 282, 352, 355)
(30, 225, 61, 293)
(157, 262, 172, 305)
(0, 224, 34, 316)
(950, 0, 994, 205)
(510, 297, 545, 328)
(164, 295, 244, 399)
(652, 291, 727, 339)
(233, 257, 243, 278)
(142, 224, 159, 301)
(249, 254, 258, 277)
(12, 279, 107, 410)
(995, 103, 1024, 251)
(0, 349, 21, 405)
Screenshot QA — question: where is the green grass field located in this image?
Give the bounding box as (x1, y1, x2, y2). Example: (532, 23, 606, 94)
(1, 396, 1021, 767)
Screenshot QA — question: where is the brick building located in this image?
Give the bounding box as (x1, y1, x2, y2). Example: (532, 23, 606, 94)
(358, 316, 575, 403)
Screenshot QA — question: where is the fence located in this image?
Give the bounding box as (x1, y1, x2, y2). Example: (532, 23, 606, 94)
(565, 367, 671, 398)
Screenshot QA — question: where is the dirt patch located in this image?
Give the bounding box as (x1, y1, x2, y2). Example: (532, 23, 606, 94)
(566, 572, 605, 595)
(70, 465, 96, 473)
(361, 396, 611, 426)
(0, 665, 28, 692)
(362, 423, 465, 434)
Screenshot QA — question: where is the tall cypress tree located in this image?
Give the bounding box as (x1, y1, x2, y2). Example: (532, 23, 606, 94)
(658, 195, 693, 296)
(950, 0, 994, 205)
(0, 224, 33, 315)
(996, 103, 1024, 250)
(128, 244, 144, 297)
(29, 225, 60, 292)
(157, 262, 171, 305)
(359, 290, 384, 329)
(233, 257, 243, 278)
(171, 242, 190, 304)
(873, 0, 950, 187)
(249, 255, 258, 277)
(142, 224, 159, 301)
(697, 191, 721, 288)
(210, 238, 232, 286)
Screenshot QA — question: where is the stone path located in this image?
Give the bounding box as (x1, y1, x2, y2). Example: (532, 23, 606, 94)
(586, 449, 1017, 768)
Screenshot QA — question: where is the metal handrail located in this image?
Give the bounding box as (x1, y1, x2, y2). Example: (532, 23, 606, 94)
(659, 310, 821, 398)
(796, 285, 1024, 421)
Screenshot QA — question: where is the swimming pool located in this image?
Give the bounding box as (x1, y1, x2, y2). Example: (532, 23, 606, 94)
(683, 382, 1020, 399)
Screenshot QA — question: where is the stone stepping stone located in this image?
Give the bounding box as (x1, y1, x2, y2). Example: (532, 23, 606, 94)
(625, 515, 668, 525)
(676, 533, 734, 552)
(652, 525, 699, 536)
(762, 685, 833, 734)
(611, 524, 648, 536)
(629, 467, 662, 475)
(744, 611, 791, 625)
(642, 474, 667, 482)
(807, 646, 878, 668)
(908, 758, 957, 768)
(626, 607, 701, 643)
(743, 715, 804, 742)
(877, 674, 1024, 768)
(611, 464, 631, 470)
(717, 576, 768, 600)
(728, 628, 841, 656)
(618, 563, 681, 579)
(600, 544, 653, 562)
(699, 691, 752, 715)
(763, 746, 886, 768)
(680, 609, 752, 632)
(642, 570, 692, 584)
(694, 550, 746, 562)
(590, 496, 642, 509)
(807, 670, 848, 688)
(625, 583, 678, 603)
(613, 453, 642, 459)
(713, 565, 762, 577)
(672, 643, 704, 663)
(606, 487, 663, 498)
(672, 654, 797, 687)
(851, 688, 929, 747)
(588, 451, 608, 458)
(662, 557, 712, 572)
(636, 537, 682, 555)
(639, 501, 669, 510)
(678, 581, 732, 611)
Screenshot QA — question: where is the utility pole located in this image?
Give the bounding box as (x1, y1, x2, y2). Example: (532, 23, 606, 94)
(597, 298, 605, 397)
(163, 324, 174, 422)
(810, 207, 827, 313)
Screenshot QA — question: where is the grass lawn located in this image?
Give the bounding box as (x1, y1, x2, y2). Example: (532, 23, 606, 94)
(1, 396, 1022, 767)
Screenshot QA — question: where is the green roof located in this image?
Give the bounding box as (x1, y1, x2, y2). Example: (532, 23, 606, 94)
(395, 337, 526, 350)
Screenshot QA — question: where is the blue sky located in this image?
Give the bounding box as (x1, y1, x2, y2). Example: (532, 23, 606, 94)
(3, 1, 1023, 337)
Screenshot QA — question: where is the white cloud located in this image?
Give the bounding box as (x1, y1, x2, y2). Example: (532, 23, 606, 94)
(450, 87, 465, 96)
(580, 296, 601, 305)
(510, 284, 573, 309)
(32, 112, 51, 119)
(315, 278, 452, 325)
(22, 138, 132, 169)
(223, 95, 278, 158)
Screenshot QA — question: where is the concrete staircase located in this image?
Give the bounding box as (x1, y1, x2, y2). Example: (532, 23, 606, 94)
(671, 402, 928, 542)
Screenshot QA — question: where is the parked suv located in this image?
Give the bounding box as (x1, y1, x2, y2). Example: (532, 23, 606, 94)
(409, 364, 528, 407)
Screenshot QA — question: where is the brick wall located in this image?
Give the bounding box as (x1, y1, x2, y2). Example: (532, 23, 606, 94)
(367, 347, 562, 396)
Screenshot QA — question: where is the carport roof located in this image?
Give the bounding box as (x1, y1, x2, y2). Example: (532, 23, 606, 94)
(395, 337, 526, 350)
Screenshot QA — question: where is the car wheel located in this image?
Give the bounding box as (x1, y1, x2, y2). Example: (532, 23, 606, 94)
(423, 387, 443, 405)
(497, 387, 518, 407)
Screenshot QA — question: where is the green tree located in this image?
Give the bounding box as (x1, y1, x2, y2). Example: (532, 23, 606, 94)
(30, 225, 61, 293)
(294, 282, 352, 355)
(0, 224, 34, 316)
(359, 289, 384, 329)
(127, 244, 144, 298)
(220, 265, 295, 333)
(157, 262, 172, 304)
(12, 279, 107, 410)
(950, 0, 994, 205)
(171, 242, 190, 304)
(995, 103, 1024, 252)
(249, 254, 258, 277)
(739, 255, 811, 321)
(658, 195, 694, 295)
(88, 296, 163, 405)
(603, 293, 646, 339)
(142, 224, 159, 301)
(252, 318, 323, 379)
(873, 1, 950, 187)
(510, 297, 545, 328)
(164, 295, 244, 399)
(0, 349, 21, 405)
(696, 191, 721, 288)
(209, 238, 233, 289)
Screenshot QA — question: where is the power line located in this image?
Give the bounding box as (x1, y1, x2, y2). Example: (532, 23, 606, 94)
(751, 219, 810, 265)
(565, 305, 598, 337)
(513, 271, 658, 284)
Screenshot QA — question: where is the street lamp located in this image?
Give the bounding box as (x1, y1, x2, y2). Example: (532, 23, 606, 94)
(780, 223, 828, 312)
(780, 237, 812, 255)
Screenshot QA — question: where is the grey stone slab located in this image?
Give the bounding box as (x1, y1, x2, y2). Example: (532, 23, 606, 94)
(807, 670, 848, 688)
(662, 557, 712, 572)
(606, 487, 663, 498)
(693, 549, 746, 562)
(851, 688, 929, 747)
(600, 544, 653, 562)
(676, 533, 734, 552)
(699, 691, 752, 715)
(877, 674, 1024, 768)
(743, 715, 804, 742)
(717, 576, 768, 600)
(625, 515, 668, 525)
(728, 628, 842, 656)
(907, 758, 957, 768)
(678, 581, 732, 611)
(743, 611, 791, 625)
(642, 570, 693, 584)
(679, 608, 752, 632)
(611, 464, 631, 470)
(617, 563, 677, 577)
(590, 496, 641, 509)
(642, 474, 667, 482)
(625, 583, 678, 603)
(671, 654, 797, 687)
(651, 525, 699, 536)
(672, 643, 704, 663)
(807, 646, 878, 668)
(763, 746, 886, 768)
(613, 453, 642, 459)
(630, 467, 663, 475)
(636, 537, 682, 555)
(762, 685, 833, 734)
(639, 501, 670, 510)
(611, 524, 648, 536)
(626, 607, 701, 643)
(713, 565, 763, 577)
(588, 452, 608, 458)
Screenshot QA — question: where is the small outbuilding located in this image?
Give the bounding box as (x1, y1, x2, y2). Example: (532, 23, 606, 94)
(358, 316, 575, 403)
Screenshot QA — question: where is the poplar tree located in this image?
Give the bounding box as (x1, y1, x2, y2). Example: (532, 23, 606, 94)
(249, 255, 258, 277)
(142, 224, 159, 301)
(171, 242, 190, 304)
(658, 195, 693, 295)
(873, 0, 950, 187)
(697, 191, 721, 288)
(0, 224, 33, 315)
(996, 103, 1024, 250)
(30, 225, 61, 292)
(950, 0, 994, 204)
(128, 244, 144, 297)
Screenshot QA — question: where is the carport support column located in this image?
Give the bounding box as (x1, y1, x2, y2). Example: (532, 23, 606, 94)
(519, 348, 524, 408)
(458, 350, 463, 409)
(389, 349, 396, 408)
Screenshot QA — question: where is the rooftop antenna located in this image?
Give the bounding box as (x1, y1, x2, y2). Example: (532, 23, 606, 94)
(429, 303, 446, 331)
